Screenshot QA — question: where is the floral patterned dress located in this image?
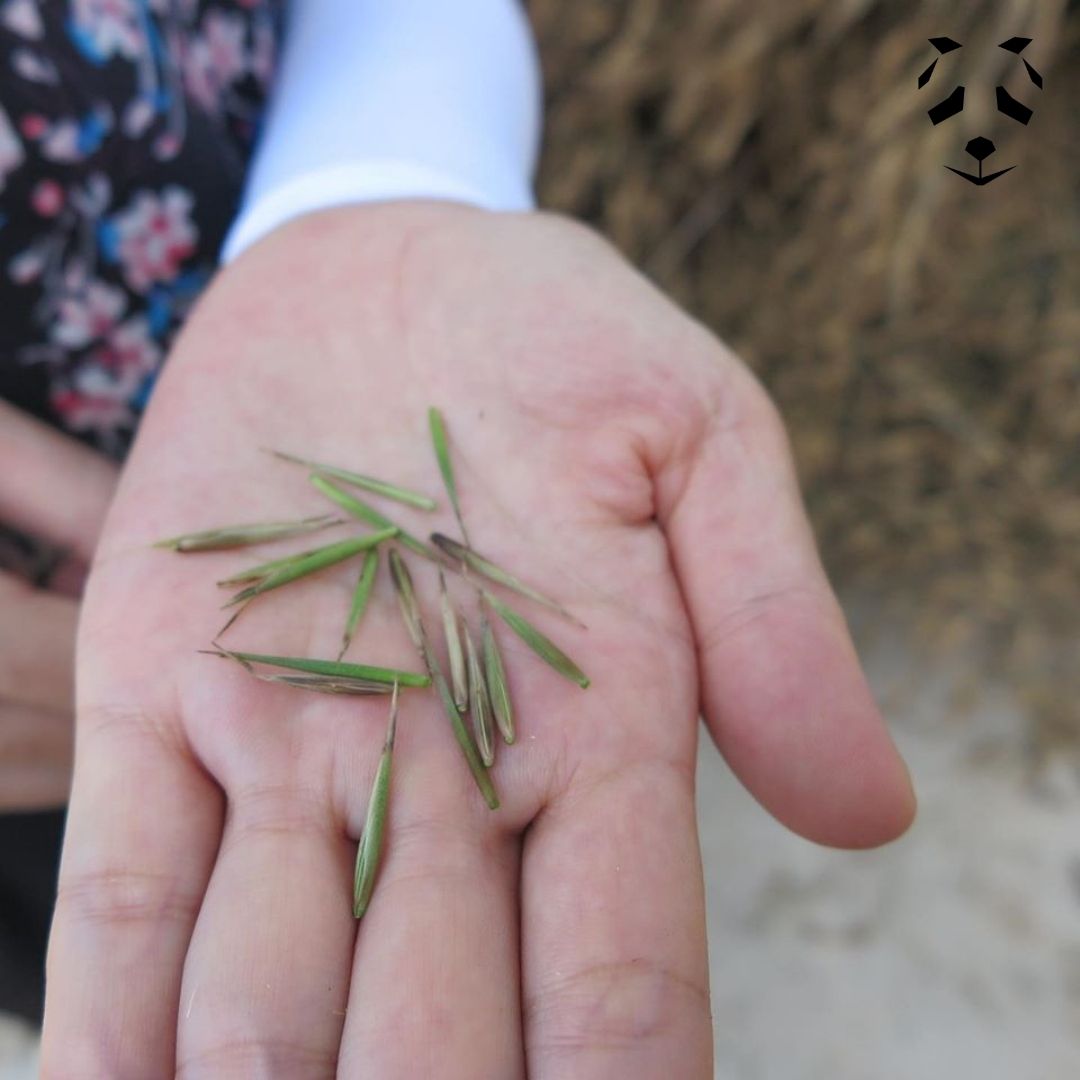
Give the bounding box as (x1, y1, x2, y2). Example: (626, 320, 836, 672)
(0, 0, 283, 1026)
(0, 0, 283, 457)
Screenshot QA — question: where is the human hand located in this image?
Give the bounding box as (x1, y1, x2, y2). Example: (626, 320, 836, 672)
(42, 203, 914, 1078)
(0, 401, 117, 811)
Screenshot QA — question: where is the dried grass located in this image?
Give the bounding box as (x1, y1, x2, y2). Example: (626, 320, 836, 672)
(532, 0, 1080, 747)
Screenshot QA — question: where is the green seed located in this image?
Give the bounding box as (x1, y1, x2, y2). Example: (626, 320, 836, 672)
(205, 648, 430, 688)
(217, 539, 360, 587)
(439, 571, 467, 710)
(464, 621, 495, 767)
(387, 551, 499, 809)
(310, 475, 438, 561)
(485, 591, 590, 689)
(354, 683, 399, 918)
(429, 655, 499, 810)
(270, 449, 437, 511)
(431, 533, 581, 626)
(482, 614, 515, 744)
(338, 549, 379, 660)
(223, 530, 396, 607)
(154, 514, 342, 552)
(428, 407, 469, 543)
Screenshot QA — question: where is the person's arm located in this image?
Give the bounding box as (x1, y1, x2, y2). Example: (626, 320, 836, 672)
(0, 402, 116, 810)
(223, 0, 542, 260)
(41, 7, 914, 1078)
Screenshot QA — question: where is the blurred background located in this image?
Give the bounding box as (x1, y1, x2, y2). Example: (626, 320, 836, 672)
(528, 0, 1079, 1076)
(2, 1, 1077, 1076)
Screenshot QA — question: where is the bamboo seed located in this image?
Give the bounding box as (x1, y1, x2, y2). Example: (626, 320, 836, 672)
(223, 530, 395, 607)
(217, 538, 362, 587)
(388, 548, 424, 651)
(484, 591, 590, 689)
(431, 533, 582, 626)
(387, 550, 499, 809)
(482, 613, 515, 744)
(204, 647, 430, 687)
(154, 514, 342, 552)
(310, 475, 439, 561)
(464, 620, 495, 767)
(429, 655, 499, 810)
(256, 673, 396, 696)
(439, 571, 467, 710)
(338, 549, 379, 659)
(270, 449, 437, 511)
(354, 683, 399, 918)
(428, 406, 469, 543)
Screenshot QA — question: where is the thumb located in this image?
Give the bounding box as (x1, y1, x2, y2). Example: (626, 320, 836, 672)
(0, 400, 118, 563)
(656, 367, 915, 848)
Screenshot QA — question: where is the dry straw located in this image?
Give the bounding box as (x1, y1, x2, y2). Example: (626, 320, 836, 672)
(155, 514, 341, 552)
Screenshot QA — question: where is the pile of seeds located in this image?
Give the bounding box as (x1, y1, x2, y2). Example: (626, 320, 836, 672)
(156, 407, 589, 917)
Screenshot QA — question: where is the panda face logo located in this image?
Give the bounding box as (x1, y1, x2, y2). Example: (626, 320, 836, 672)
(918, 36, 1043, 186)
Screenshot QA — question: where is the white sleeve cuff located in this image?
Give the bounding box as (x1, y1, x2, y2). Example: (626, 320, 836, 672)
(222, 0, 542, 262)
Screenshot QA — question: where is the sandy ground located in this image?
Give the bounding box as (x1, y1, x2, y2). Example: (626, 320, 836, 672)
(701, 636, 1080, 1080)
(3, 633, 1077, 1079)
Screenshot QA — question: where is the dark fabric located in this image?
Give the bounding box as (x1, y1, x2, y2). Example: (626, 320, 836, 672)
(0, 0, 285, 1027)
(0, 810, 65, 1023)
(0, 0, 283, 458)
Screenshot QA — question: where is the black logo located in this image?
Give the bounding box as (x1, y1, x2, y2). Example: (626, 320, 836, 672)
(918, 36, 1043, 186)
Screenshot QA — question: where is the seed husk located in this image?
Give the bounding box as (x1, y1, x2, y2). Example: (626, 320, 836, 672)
(484, 591, 590, 689)
(154, 514, 342, 552)
(464, 621, 495, 767)
(223, 530, 396, 607)
(481, 614, 515, 744)
(431, 533, 582, 626)
(256, 673, 396, 696)
(439, 571, 467, 710)
(339, 549, 379, 659)
(270, 449, 437, 511)
(354, 683, 399, 918)
(387, 550, 499, 809)
(428, 406, 469, 543)
(387, 548, 424, 651)
(204, 647, 430, 687)
(311, 475, 439, 561)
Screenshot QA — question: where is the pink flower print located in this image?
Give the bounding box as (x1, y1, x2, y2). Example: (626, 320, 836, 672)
(9, 245, 47, 285)
(0, 105, 25, 192)
(51, 279, 127, 349)
(1, 0, 44, 39)
(183, 10, 247, 111)
(18, 113, 46, 140)
(97, 317, 161, 378)
(39, 119, 81, 163)
(12, 48, 58, 84)
(121, 97, 155, 138)
(31, 179, 64, 216)
(51, 387, 132, 434)
(69, 0, 142, 61)
(112, 186, 198, 293)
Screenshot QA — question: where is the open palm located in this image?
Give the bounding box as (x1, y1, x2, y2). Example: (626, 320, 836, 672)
(42, 203, 913, 1079)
